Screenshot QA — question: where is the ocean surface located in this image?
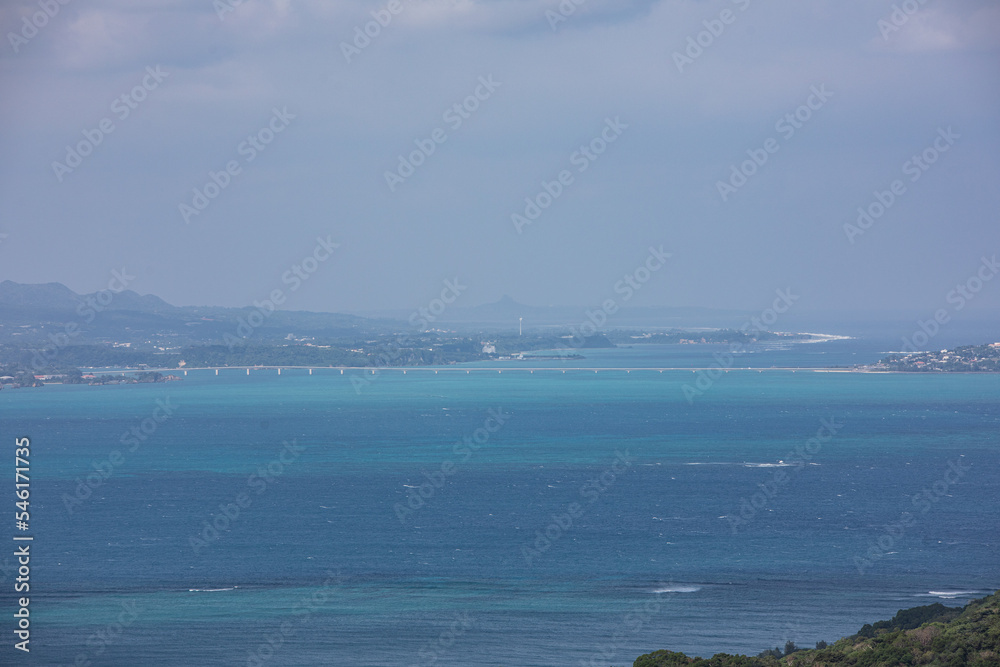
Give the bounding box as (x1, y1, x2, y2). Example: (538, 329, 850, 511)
(3, 339, 999, 666)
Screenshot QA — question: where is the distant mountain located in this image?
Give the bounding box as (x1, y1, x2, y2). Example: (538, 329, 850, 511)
(0, 281, 392, 345)
(439, 295, 578, 326)
(0, 281, 87, 310)
(0, 280, 175, 314)
(355, 295, 756, 330)
(96, 289, 176, 314)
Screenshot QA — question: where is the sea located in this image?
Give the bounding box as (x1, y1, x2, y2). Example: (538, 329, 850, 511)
(2, 334, 999, 666)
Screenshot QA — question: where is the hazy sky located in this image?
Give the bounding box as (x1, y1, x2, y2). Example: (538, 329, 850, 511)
(1, 0, 998, 318)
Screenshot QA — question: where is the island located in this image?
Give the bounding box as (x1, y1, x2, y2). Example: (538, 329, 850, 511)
(0, 280, 845, 387)
(0, 323, 823, 388)
(633, 590, 999, 666)
(860, 343, 1000, 373)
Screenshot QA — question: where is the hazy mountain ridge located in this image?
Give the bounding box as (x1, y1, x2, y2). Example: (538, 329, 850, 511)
(0, 280, 175, 313)
(354, 294, 754, 329)
(0, 282, 761, 342)
(0, 281, 386, 344)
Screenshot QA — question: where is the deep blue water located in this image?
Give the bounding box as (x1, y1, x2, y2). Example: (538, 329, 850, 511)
(2, 340, 999, 665)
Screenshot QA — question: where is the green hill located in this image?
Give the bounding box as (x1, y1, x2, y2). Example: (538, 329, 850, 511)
(633, 591, 999, 667)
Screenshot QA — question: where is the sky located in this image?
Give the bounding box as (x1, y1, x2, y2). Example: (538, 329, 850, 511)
(1, 0, 999, 320)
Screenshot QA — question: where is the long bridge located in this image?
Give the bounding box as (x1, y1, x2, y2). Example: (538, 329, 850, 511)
(111, 366, 848, 375)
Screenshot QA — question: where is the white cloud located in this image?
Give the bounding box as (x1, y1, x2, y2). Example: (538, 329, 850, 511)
(874, 3, 1000, 53)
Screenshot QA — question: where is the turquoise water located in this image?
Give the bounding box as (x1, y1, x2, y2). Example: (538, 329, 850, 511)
(2, 344, 999, 665)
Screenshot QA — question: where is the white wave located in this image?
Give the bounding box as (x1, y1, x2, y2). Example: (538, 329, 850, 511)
(798, 333, 854, 342)
(925, 590, 982, 598)
(683, 461, 806, 467)
(652, 585, 702, 594)
(188, 587, 237, 592)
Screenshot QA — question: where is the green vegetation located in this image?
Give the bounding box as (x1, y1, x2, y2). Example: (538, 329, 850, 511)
(871, 343, 1000, 372)
(0, 329, 750, 383)
(0, 365, 176, 387)
(632, 592, 1000, 666)
(608, 329, 809, 346)
(1, 280, 823, 381)
(78, 371, 172, 385)
(0, 367, 43, 387)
